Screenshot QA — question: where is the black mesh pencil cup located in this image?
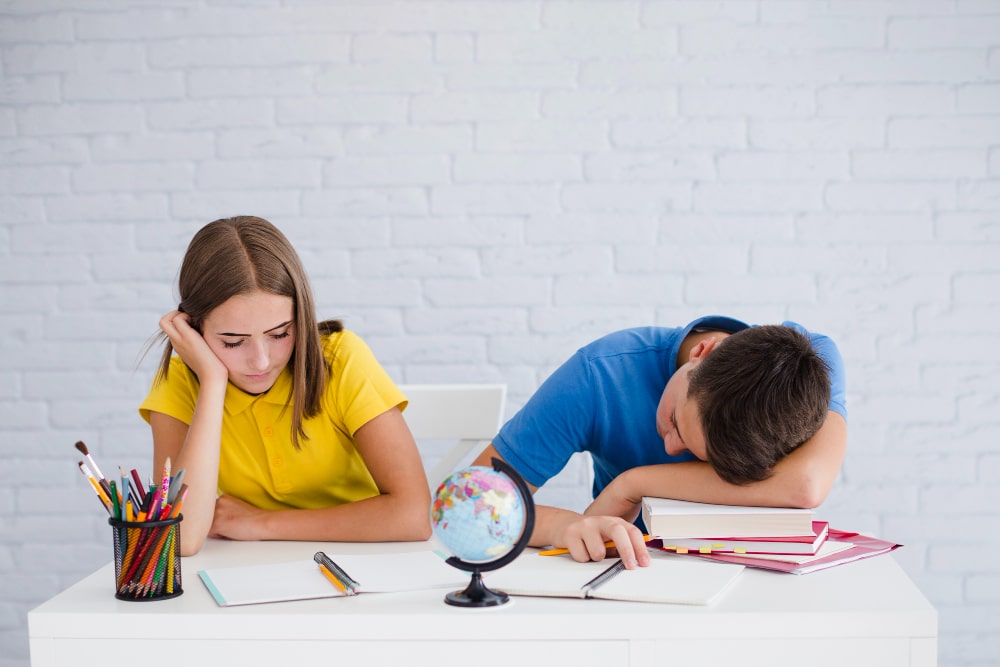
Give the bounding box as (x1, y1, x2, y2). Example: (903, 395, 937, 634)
(109, 515, 183, 600)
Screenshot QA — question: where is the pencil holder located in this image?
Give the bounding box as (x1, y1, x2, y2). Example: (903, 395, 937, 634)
(109, 515, 183, 601)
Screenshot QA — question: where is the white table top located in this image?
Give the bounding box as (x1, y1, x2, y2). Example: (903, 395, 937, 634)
(30, 536, 936, 644)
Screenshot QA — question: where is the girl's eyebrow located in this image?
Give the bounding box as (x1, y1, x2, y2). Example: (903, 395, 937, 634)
(219, 320, 293, 337)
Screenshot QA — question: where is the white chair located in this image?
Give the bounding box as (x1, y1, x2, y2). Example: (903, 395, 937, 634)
(398, 384, 507, 489)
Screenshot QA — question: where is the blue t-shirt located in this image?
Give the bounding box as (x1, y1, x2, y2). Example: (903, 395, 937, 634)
(493, 316, 847, 500)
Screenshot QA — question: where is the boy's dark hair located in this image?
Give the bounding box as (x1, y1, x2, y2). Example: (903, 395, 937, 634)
(687, 325, 830, 485)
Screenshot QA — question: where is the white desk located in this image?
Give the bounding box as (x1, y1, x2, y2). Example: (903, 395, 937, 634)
(29, 538, 937, 667)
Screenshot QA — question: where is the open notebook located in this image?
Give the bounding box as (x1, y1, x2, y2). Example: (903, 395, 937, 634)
(198, 550, 467, 607)
(486, 549, 744, 605)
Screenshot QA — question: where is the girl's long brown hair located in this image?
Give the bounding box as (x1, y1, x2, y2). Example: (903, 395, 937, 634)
(154, 216, 341, 448)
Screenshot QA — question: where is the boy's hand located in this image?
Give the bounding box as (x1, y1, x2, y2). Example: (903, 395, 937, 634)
(556, 514, 650, 569)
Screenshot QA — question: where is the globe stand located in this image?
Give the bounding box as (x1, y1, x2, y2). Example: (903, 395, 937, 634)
(434, 458, 536, 609)
(443, 566, 509, 608)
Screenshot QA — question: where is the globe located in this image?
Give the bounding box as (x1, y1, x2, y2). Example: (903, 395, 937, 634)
(430, 458, 535, 607)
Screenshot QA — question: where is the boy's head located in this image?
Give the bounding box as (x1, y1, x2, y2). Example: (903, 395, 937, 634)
(684, 325, 830, 484)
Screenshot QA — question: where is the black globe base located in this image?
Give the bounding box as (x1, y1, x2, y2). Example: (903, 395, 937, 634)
(444, 570, 509, 608)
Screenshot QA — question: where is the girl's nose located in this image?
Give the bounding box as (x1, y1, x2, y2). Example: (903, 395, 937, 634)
(247, 340, 269, 371)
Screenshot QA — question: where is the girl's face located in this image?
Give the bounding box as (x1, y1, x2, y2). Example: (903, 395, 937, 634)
(200, 290, 295, 395)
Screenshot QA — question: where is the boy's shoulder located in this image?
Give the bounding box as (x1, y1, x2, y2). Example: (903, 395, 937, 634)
(579, 326, 681, 358)
(580, 316, 751, 358)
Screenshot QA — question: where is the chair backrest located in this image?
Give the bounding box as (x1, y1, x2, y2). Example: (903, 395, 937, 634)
(398, 384, 507, 489)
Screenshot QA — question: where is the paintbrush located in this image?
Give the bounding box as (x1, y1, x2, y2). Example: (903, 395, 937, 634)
(75, 440, 105, 480)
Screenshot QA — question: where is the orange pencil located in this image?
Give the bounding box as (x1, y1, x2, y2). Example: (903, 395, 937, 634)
(169, 485, 188, 518)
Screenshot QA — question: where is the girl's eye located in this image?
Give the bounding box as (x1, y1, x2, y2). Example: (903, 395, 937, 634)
(272, 331, 291, 340)
(222, 340, 243, 349)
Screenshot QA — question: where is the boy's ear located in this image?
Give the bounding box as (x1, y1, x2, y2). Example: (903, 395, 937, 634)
(690, 336, 720, 361)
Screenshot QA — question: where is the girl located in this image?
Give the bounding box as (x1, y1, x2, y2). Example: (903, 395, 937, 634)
(140, 216, 431, 555)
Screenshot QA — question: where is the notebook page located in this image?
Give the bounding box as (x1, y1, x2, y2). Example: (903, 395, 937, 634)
(590, 552, 744, 605)
(486, 553, 615, 598)
(323, 551, 465, 593)
(198, 559, 343, 606)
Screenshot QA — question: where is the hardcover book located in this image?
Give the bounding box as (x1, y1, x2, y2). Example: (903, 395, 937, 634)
(641, 497, 815, 540)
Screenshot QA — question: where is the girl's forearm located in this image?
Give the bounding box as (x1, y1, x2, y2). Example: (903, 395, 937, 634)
(158, 380, 227, 555)
(256, 490, 433, 543)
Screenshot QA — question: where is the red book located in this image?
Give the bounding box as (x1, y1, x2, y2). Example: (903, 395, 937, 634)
(657, 521, 829, 556)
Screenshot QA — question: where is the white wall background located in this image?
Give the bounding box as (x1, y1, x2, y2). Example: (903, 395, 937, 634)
(2, 1, 999, 665)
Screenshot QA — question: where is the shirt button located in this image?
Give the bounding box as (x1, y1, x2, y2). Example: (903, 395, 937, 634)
(263, 427, 273, 437)
(272, 456, 283, 467)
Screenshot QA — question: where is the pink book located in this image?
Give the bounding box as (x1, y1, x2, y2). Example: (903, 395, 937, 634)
(672, 529, 901, 575)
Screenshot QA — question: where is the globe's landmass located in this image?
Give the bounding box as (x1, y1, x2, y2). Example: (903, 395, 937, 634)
(431, 466, 527, 564)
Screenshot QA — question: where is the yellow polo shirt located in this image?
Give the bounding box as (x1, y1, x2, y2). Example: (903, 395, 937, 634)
(139, 330, 407, 510)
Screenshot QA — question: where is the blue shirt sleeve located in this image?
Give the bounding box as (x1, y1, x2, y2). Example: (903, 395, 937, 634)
(493, 348, 595, 488)
(783, 321, 847, 421)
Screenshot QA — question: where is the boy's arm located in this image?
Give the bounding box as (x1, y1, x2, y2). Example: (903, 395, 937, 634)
(588, 411, 847, 519)
(472, 444, 650, 569)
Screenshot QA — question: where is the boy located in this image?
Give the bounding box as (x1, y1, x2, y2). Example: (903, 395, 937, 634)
(473, 315, 847, 569)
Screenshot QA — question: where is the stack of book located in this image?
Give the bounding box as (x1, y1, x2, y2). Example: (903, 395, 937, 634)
(640, 497, 900, 575)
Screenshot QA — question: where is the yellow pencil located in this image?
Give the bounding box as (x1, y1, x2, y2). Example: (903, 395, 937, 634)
(538, 535, 651, 557)
(317, 563, 348, 593)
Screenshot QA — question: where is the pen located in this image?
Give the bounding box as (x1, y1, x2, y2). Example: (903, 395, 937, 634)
(313, 552, 359, 595)
(538, 535, 651, 557)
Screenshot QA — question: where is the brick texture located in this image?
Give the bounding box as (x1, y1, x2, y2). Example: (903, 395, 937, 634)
(2, 2, 998, 665)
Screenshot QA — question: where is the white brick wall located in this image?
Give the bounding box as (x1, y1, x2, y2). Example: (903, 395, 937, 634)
(2, 1, 998, 665)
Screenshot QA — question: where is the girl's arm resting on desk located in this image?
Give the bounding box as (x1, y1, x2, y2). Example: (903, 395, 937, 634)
(208, 407, 433, 543)
(586, 410, 848, 520)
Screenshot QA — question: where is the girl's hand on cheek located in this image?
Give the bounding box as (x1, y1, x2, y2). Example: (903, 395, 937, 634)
(159, 310, 228, 386)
